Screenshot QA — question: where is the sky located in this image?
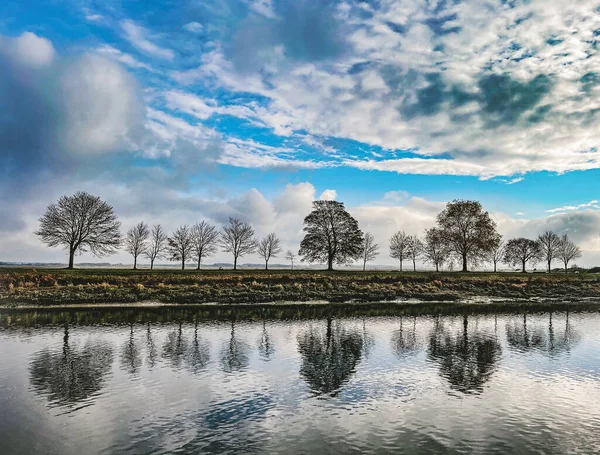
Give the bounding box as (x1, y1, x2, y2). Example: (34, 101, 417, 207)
(1, 0, 600, 267)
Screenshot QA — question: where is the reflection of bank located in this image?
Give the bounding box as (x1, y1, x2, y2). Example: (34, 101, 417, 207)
(29, 324, 114, 407)
(297, 317, 364, 397)
(427, 315, 502, 394)
(505, 312, 580, 357)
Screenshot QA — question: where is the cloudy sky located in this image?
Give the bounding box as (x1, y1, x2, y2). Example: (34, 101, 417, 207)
(1, 0, 600, 267)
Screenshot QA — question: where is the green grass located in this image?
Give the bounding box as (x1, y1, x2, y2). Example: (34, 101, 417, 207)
(0, 267, 599, 306)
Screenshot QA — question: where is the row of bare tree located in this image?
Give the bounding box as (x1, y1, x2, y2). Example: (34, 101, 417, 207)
(126, 218, 295, 270)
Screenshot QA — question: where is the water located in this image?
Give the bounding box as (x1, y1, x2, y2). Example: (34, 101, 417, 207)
(1, 307, 600, 454)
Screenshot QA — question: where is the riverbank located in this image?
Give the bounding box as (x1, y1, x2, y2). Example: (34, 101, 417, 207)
(1, 268, 600, 306)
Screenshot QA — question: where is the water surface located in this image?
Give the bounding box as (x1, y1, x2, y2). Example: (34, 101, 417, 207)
(1, 307, 599, 454)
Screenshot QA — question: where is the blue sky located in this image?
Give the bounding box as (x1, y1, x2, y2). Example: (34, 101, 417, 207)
(1, 0, 600, 265)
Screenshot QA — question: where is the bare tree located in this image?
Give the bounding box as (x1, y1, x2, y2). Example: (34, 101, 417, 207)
(422, 228, 449, 272)
(35, 191, 121, 269)
(168, 225, 193, 270)
(125, 222, 149, 270)
(538, 230, 561, 273)
(144, 224, 168, 270)
(390, 231, 411, 272)
(408, 235, 423, 272)
(285, 250, 296, 270)
(558, 234, 582, 272)
(360, 233, 380, 271)
(191, 221, 219, 270)
(504, 238, 542, 273)
(436, 200, 500, 272)
(257, 233, 282, 270)
(221, 218, 257, 270)
(489, 239, 505, 273)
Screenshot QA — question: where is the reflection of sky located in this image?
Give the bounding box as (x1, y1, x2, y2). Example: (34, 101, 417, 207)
(0, 313, 599, 454)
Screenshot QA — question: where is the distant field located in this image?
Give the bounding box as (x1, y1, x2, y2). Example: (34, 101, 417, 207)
(1, 267, 599, 306)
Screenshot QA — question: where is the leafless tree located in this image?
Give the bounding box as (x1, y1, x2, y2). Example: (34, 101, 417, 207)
(35, 191, 121, 269)
(257, 233, 282, 270)
(191, 221, 219, 270)
(285, 250, 296, 270)
(125, 221, 149, 270)
(168, 225, 193, 270)
(489, 239, 505, 273)
(390, 231, 411, 272)
(422, 228, 449, 272)
(504, 238, 542, 273)
(221, 218, 257, 270)
(557, 234, 582, 272)
(436, 200, 500, 272)
(408, 235, 423, 272)
(538, 230, 561, 273)
(360, 232, 380, 271)
(144, 224, 168, 270)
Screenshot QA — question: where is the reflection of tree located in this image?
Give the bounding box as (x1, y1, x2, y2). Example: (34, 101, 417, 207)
(391, 316, 420, 358)
(185, 319, 211, 373)
(220, 321, 249, 373)
(120, 323, 142, 375)
(162, 322, 188, 369)
(146, 322, 157, 368)
(258, 321, 275, 361)
(29, 325, 114, 406)
(428, 315, 501, 394)
(361, 318, 375, 359)
(505, 312, 580, 357)
(297, 317, 363, 396)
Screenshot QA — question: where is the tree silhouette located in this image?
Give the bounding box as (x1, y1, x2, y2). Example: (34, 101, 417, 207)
(162, 321, 188, 369)
(220, 320, 250, 373)
(144, 224, 168, 270)
(191, 221, 219, 270)
(297, 318, 363, 396)
(167, 225, 193, 270)
(360, 232, 380, 271)
(258, 320, 276, 361)
(504, 237, 542, 272)
(120, 323, 142, 374)
(391, 316, 420, 358)
(221, 218, 258, 271)
(427, 315, 501, 394)
(257, 233, 283, 270)
(436, 200, 500, 272)
(185, 319, 211, 373)
(125, 221, 149, 270)
(299, 201, 363, 271)
(390, 231, 411, 272)
(35, 191, 121, 269)
(29, 325, 114, 406)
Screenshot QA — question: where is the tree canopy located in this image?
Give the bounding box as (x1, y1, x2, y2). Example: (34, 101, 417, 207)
(35, 191, 121, 269)
(436, 200, 499, 272)
(299, 200, 363, 270)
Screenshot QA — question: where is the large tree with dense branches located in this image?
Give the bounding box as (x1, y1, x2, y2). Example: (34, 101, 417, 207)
(35, 191, 121, 269)
(436, 200, 499, 272)
(299, 200, 363, 271)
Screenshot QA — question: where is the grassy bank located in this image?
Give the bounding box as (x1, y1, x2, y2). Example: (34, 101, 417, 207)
(1, 268, 600, 306)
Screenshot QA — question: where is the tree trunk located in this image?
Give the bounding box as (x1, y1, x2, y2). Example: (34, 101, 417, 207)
(413, 259, 416, 272)
(363, 260, 366, 272)
(564, 261, 568, 272)
(547, 259, 551, 273)
(265, 260, 268, 270)
(461, 252, 468, 272)
(150, 258, 154, 270)
(399, 259, 403, 272)
(68, 248, 75, 269)
(133, 255, 137, 270)
(181, 257, 185, 270)
(327, 256, 333, 271)
(435, 263, 439, 272)
(234, 256, 237, 271)
(522, 259, 526, 273)
(197, 255, 201, 270)
(494, 262, 497, 273)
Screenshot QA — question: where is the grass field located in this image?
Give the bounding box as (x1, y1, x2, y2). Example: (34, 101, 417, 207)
(1, 267, 600, 306)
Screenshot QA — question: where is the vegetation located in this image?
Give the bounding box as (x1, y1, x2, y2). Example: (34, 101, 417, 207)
(1, 268, 600, 307)
(221, 218, 257, 271)
(35, 192, 121, 269)
(299, 200, 364, 270)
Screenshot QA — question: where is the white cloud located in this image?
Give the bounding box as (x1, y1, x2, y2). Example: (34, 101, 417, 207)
(183, 22, 203, 33)
(96, 45, 155, 71)
(319, 189, 337, 201)
(546, 200, 600, 214)
(121, 20, 174, 60)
